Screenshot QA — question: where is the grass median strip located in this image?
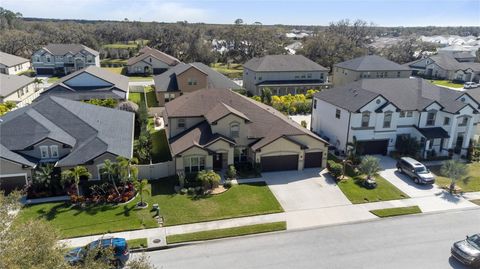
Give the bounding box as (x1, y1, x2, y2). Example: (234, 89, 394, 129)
(166, 221, 286, 244)
(127, 238, 148, 249)
(370, 206, 422, 218)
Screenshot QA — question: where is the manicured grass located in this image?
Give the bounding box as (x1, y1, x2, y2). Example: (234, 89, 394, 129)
(101, 58, 128, 66)
(47, 76, 61, 83)
(166, 221, 286, 244)
(103, 67, 125, 75)
(430, 163, 480, 192)
(145, 86, 159, 107)
(470, 199, 480, 206)
(211, 63, 243, 79)
(430, 80, 464, 89)
(150, 129, 172, 163)
(103, 44, 137, 49)
(128, 76, 153, 82)
(370, 206, 422, 218)
(128, 92, 145, 106)
(337, 175, 409, 204)
(127, 238, 148, 249)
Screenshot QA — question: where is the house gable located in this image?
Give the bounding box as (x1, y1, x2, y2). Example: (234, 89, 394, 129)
(63, 72, 113, 88)
(176, 66, 208, 93)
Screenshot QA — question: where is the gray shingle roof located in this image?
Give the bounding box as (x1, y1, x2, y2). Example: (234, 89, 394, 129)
(40, 66, 128, 101)
(0, 144, 36, 167)
(0, 51, 29, 67)
(314, 78, 475, 114)
(0, 74, 34, 98)
(334, 55, 410, 71)
(154, 62, 241, 92)
(243, 55, 328, 72)
(0, 96, 134, 167)
(428, 54, 480, 72)
(41, 44, 99, 56)
(165, 88, 328, 155)
(127, 46, 180, 66)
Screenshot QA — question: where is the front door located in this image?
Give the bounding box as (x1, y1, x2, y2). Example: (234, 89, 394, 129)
(213, 153, 223, 171)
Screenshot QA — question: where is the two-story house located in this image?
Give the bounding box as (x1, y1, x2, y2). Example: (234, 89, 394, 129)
(164, 88, 329, 174)
(333, 55, 411, 87)
(311, 78, 480, 158)
(126, 46, 180, 75)
(39, 66, 129, 101)
(154, 62, 241, 106)
(0, 96, 134, 193)
(0, 51, 31, 75)
(0, 74, 38, 108)
(32, 44, 100, 75)
(243, 55, 329, 96)
(407, 53, 480, 82)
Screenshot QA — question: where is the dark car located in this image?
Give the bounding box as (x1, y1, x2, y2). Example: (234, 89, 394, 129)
(65, 237, 130, 267)
(451, 234, 480, 267)
(396, 157, 435, 184)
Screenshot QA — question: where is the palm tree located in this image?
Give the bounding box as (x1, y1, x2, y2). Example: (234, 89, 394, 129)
(133, 179, 150, 207)
(34, 163, 54, 188)
(358, 155, 381, 181)
(441, 160, 468, 194)
(116, 156, 138, 183)
(101, 159, 120, 195)
(61, 166, 91, 196)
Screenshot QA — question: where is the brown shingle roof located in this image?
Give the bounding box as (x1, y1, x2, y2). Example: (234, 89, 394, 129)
(127, 46, 180, 66)
(0, 51, 29, 67)
(244, 55, 328, 72)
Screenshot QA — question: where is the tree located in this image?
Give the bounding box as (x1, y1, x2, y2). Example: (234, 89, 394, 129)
(234, 18, 244, 25)
(395, 135, 421, 158)
(196, 170, 221, 190)
(358, 155, 380, 181)
(100, 159, 120, 195)
(261, 88, 272, 105)
(117, 156, 139, 184)
(33, 163, 55, 188)
(61, 166, 91, 196)
(226, 165, 237, 180)
(133, 179, 150, 207)
(440, 160, 468, 194)
(0, 101, 16, 115)
(117, 100, 139, 113)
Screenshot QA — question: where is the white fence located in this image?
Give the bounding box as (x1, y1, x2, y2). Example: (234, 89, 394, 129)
(137, 161, 175, 179)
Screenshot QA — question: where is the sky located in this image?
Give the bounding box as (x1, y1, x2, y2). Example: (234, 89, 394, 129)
(2, 0, 480, 26)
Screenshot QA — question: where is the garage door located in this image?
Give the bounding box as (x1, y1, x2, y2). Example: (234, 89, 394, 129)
(357, 140, 389, 155)
(261, 154, 298, 172)
(35, 68, 54, 75)
(0, 175, 27, 194)
(304, 152, 323, 168)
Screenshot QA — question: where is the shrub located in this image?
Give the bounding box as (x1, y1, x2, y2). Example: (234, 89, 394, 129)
(195, 186, 203, 194)
(180, 188, 188, 195)
(224, 179, 233, 188)
(196, 170, 221, 190)
(187, 187, 195, 195)
(226, 165, 237, 179)
(300, 120, 307, 128)
(327, 160, 343, 180)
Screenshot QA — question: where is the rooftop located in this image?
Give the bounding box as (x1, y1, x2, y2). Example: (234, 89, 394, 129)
(0, 74, 34, 98)
(334, 55, 410, 71)
(0, 51, 29, 67)
(243, 55, 328, 72)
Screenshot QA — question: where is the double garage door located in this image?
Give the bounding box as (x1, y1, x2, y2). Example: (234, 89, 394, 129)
(0, 175, 27, 194)
(35, 68, 54, 75)
(357, 140, 389, 155)
(260, 152, 323, 172)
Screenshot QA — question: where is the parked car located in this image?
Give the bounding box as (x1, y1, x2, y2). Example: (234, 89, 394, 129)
(464, 82, 479, 89)
(451, 233, 480, 267)
(65, 237, 130, 267)
(396, 157, 435, 184)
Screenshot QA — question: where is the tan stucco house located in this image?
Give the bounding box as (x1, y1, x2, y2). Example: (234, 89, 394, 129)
(0, 51, 31, 75)
(126, 46, 180, 75)
(164, 88, 328, 174)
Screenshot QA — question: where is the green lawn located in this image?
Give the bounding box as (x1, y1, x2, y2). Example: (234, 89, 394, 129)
(430, 80, 464, 89)
(211, 63, 243, 79)
(101, 58, 128, 66)
(430, 163, 480, 192)
(128, 92, 145, 106)
(337, 175, 409, 204)
(370, 206, 422, 218)
(47, 77, 61, 83)
(17, 181, 283, 238)
(103, 44, 138, 49)
(166, 222, 286, 244)
(145, 86, 159, 107)
(150, 129, 172, 163)
(127, 238, 148, 249)
(128, 76, 153, 82)
(102, 67, 125, 75)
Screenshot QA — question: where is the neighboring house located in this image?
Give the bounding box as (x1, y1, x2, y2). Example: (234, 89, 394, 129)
(311, 78, 480, 159)
(333, 55, 411, 87)
(164, 88, 328, 174)
(126, 46, 180, 75)
(407, 53, 480, 82)
(32, 44, 100, 75)
(0, 96, 134, 193)
(154, 62, 241, 106)
(243, 55, 329, 96)
(39, 66, 129, 101)
(0, 51, 31, 75)
(0, 74, 38, 108)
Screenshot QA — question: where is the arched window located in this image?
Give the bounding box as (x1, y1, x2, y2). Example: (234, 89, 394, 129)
(361, 111, 370, 127)
(230, 123, 240, 138)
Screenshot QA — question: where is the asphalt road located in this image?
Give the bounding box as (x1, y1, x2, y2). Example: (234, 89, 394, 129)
(140, 208, 480, 269)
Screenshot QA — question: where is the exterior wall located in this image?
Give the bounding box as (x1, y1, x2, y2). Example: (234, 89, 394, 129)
(211, 114, 250, 146)
(1, 82, 38, 107)
(63, 72, 112, 87)
(255, 137, 303, 170)
(311, 98, 350, 152)
(333, 67, 411, 86)
(0, 158, 33, 179)
(17, 138, 71, 161)
(127, 57, 171, 74)
(168, 117, 204, 138)
(176, 68, 208, 94)
(0, 62, 31, 75)
(288, 134, 328, 168)
(174, 147, 213, 173)
(62, 153, 118, 180)
(156, 92, 180, 107)
(206, 140, 234, 165)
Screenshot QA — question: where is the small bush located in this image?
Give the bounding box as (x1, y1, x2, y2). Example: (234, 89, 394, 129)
(180, 188, 188, 195)
(187, 187, 196, 195)
(224, 179, 233, 188)
(327, 160, 343, 180)
(195, 186, 203, 194)
(226, 165, 237, 179)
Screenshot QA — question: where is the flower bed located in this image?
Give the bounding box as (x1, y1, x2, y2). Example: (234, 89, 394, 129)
(68, 182, 136, 206)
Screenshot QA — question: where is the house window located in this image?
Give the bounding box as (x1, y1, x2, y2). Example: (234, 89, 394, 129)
(177, 118, 186, 128)
(50, 145, 59, 158)
(188, 78, 197, 85)
(335, 109, 341, 119)
(399, 111, 406, 118)
(307, 73, 312, 78)
(35, 56, 40, 62)
(383, 112, 392, 128)
(406, 111, 413, 117)
(294, 75, 299, 79)
(86, 55, 93, 63)
(443, 117, 450, 126)
(426, 111, 436, 126)
(46, 56, 51, 63)
(361, 112, 370, 127)
(184, 156, 205, 173)
(230, 123, 240, 138)
(258, 76, 262, 80)
(459, 117, 468, 126)
(40, 146, 49, 159)
(301, 74, 306, 78)
(397, 71, 401, 78)
(313, 99, 317, 109)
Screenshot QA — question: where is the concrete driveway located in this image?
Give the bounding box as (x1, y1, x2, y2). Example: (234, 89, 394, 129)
(376, 155, 443, 198)
(261, 168, 352, 212)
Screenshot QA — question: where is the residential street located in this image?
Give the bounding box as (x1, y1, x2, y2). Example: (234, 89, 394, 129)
(141, 208, 480, 269)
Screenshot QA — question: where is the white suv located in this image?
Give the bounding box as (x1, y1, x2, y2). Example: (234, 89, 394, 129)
(464, 82, 479, 89)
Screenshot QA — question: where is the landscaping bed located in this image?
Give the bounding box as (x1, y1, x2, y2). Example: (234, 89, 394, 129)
(370, 206, 422, 218)
(430, 163, 480, 192)
(166, 221, 286, 244)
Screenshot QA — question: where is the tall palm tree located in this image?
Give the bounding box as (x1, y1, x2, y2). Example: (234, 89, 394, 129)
(34, 163, 54, 188)
(133, 179, 150, 207)
(61, 166, 91, 196)
(101, 159, 120, 195)
(441, 160, 468, 194)
(116, 156, 139, 183)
